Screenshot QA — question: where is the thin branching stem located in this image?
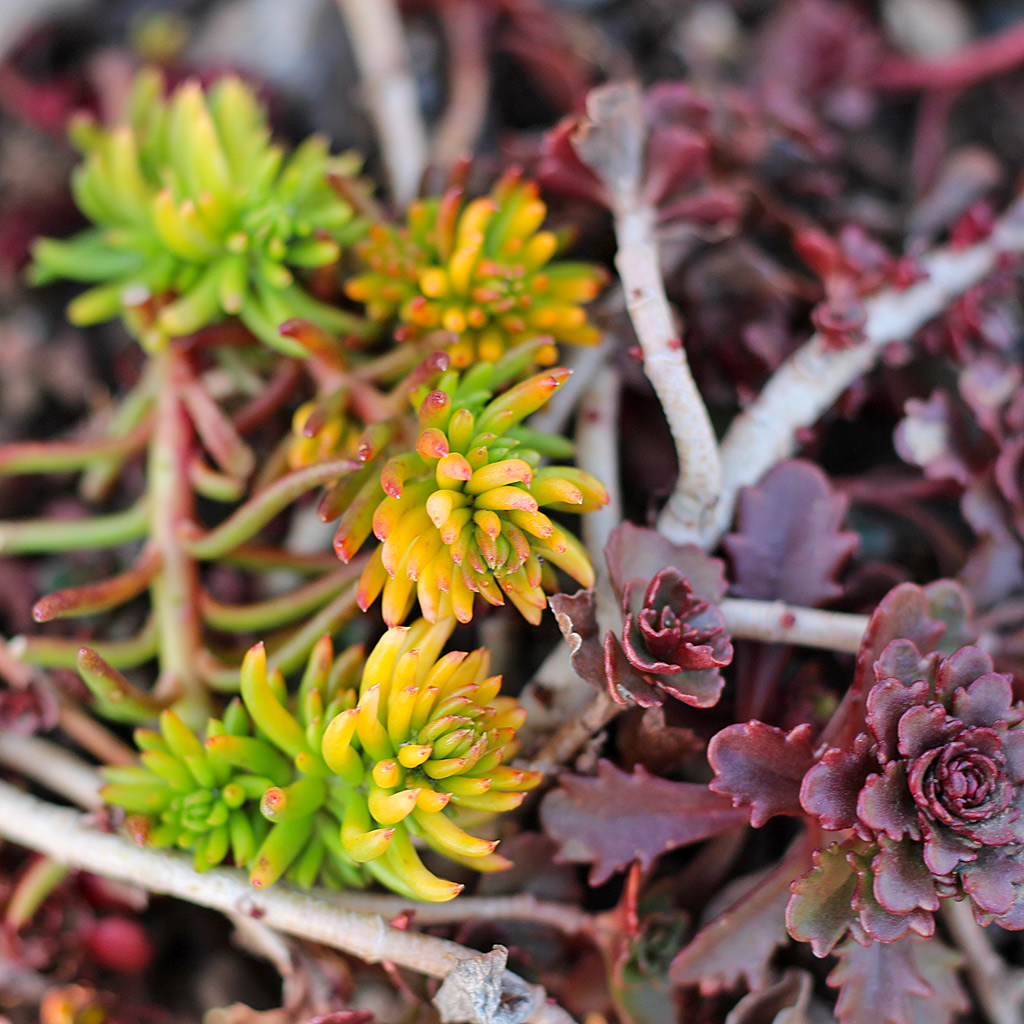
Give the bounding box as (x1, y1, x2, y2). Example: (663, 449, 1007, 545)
(334, 0, 428, 207)
(572, 82, 721, 544)
(0, 782, 578, 1024)
(706, 195, 1024, 547)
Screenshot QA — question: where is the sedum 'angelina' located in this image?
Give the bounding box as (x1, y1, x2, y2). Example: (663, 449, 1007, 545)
(30, 70, 366, 354)
(335, 356, 608, 625)
(101, 636, 366, 889)
(102, 622, 537, 901)
(322, 617, 540, 900)
(345, 171, 607, 367)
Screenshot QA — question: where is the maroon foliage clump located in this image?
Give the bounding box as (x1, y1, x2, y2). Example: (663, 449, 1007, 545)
(618, 567, 732, 693)
(604, 523, 732, 708)
(784, 640, 1024, 957)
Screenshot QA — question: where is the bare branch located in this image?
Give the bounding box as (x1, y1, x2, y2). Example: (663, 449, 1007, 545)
(0, 782, 578, 1024)
(335, 0, 428, 207)
(706, 196, 1024, 546)
(721, 599, 868, 653)
(0, 733, 103, 810)
(573, 82, 721, 544)
(576, 361, 621, 567)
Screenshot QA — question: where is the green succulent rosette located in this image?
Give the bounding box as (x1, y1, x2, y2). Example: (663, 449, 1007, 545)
(102, 621, 538, 900)
(30, 70, 368, 354)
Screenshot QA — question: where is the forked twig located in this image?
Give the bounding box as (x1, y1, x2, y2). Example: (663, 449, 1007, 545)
(572, 82, 721, 545)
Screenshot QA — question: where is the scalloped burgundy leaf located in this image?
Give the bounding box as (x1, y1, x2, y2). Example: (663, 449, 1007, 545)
(800, 732, 876, 832)
(604, 522, 728, 603)
(539, 760, 748, 886)
(871, 837, 940, 915)
(924, 579, 977, 655)
(722, 459, 858, 607)
(826, 933, 968, 1024)
(821, 584, 950, 749)
(850, 849, 936, 943)
(854, 584, 947, 695)
(603, 630, 664, 707)
(670, 836, 814, 994)
(708, 721, 815, 827)
(786, 840, 861, 957)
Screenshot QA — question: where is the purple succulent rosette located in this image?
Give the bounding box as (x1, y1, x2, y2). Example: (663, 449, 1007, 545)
(793, 641, 1024, 947)
(620, 566, 732, 675)
(602, 523, 733, 709)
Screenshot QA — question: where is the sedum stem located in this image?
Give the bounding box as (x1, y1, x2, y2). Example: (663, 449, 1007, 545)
(720, 599, 868, 653)
(148, 345, 207, 720)
(0, 499, 148, 554)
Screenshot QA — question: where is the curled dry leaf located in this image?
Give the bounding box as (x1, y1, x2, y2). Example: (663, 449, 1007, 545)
(434, 946, 539, 1024)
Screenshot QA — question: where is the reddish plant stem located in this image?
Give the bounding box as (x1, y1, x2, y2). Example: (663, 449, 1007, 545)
(433, 0, 492, 169)
(148, 345, 207, 721)
(232, 360, 304, 435)
(876, 21, 1024, 92)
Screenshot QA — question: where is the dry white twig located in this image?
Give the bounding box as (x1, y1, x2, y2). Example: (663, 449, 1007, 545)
(0, 734, 591, 946)
(706, 195, 1024, 546)
(0, 782, 577, 1024)
(431, 0, 490, 170)
(334, 0, 428, 207)
(573, 82, 721, 545)
(940, 899, 1024, 1024)
(720, 599, 868, 653)
(0, 731, 103, 810)
(576, 361, 621, 567)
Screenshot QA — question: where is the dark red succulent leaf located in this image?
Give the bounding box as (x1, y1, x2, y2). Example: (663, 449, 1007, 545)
(670, 835, 814, 995)
(548, 590, 606, 692)
(599, 525, 731, 708)
(786, 839, 863, 958)
(604, 523, 727, 605)
(828, 581, 965, 751)
(621, 568, 732, 674)
(539, 760, 748, 886)
(798, 636, 1024, 945)
(723, 460, 858, 608)
(827, 932, 967, 1024)
(707, 721, 816, 827)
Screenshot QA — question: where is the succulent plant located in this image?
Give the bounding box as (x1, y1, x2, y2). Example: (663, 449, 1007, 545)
(288, 391, 363, 471)
(323, 616, 541, 900)
(103, 620, 536, 900)
(345, 170, 607, 367)
(602, 524, 732, 708)
(791, 641, 1024, 948)
(30, 70, 368, 354)
(101, 635, 367, 889)
(334, 350, 608, 625)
